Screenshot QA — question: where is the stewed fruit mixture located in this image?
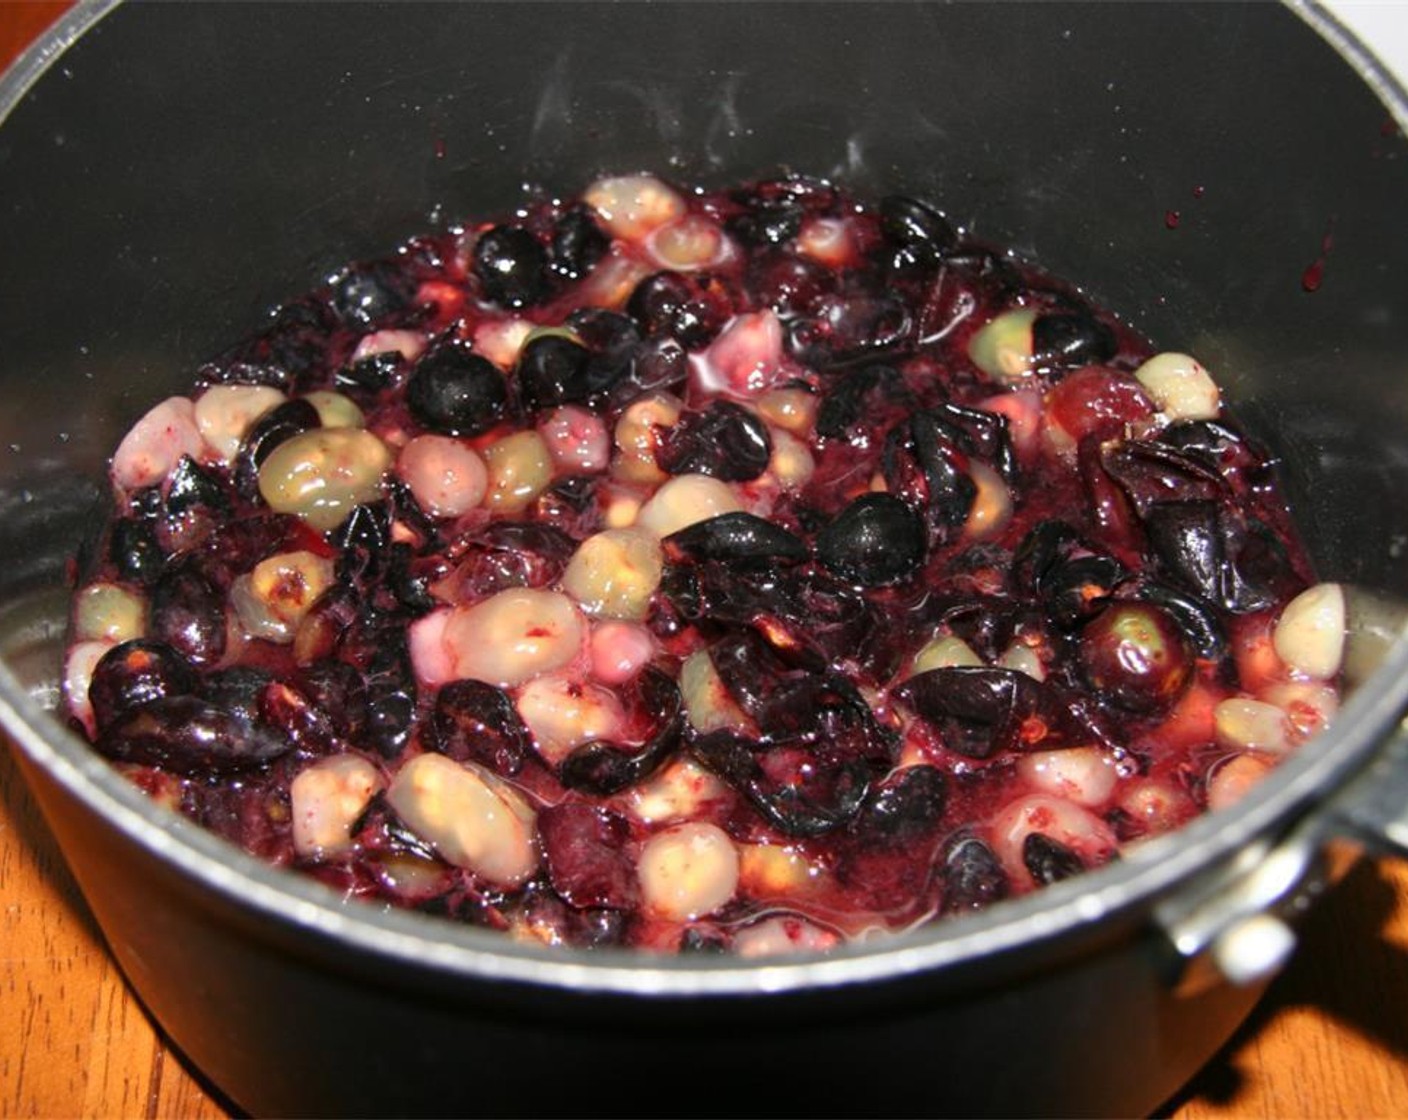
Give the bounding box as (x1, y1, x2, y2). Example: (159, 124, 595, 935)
(63, 174, 1346, 955)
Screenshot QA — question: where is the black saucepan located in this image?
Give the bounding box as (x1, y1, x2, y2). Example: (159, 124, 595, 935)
(3, 3, 1408, 1115)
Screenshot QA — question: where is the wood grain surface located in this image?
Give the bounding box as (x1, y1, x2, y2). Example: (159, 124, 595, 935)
(5, 3, 1408, 1117)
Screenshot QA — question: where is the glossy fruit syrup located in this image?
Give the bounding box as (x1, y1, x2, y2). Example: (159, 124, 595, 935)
(62, 174, 1346, 955)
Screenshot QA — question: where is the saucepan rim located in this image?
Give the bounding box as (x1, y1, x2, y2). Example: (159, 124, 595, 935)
(2, 0, 1406, 999)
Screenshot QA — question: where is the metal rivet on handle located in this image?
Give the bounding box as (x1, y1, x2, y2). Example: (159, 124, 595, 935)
(1210, 913, 1298, 987)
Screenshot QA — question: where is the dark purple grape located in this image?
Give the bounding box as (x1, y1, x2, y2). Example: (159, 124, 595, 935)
(406, 346, 508, 436)
(333, 501, 391, 584)
(608, 336, 688, 404)
(747, 252, 834, 316)
(578, 324, 648, 402)
(335, 351, 402, 397)
(789, 294, 912, 365)
(352, 792, 440, 863)
(260, 680, 339, 756)
(879, 194, 957, 272)
(108, 517, 165, 585)
(756, 673, 895, 762)
(1041, 554, 1127, 630)
(298, 661, 369, 740)
(129, 485, 165, 519)
(626, 271, 728, 349)
(364, 687, 416, 759)
(566, 307, 641, 352)
(1023, 832, 1085, 885)
(901, 413, 979, 529)
(1031, 310, 1117, 369)
(454, 521, 576, 596)
(1078, 601, 1193, 713)
(516, 334, 592, 412)
(550, 207, 608, 281)
(88, 639, 197, 732)
(931, 401, 1017, 484)
(940, 835, 1009, 913)
(150, 567, 226, 665)
(427, 679, 532, 776)
(1145, 501, 1223, 602)
(243, 398, 321, 468)
(164, 456, 229, 518)
(1225, 519, 1299, 613)
(893, 666, 1044, 759)
(186, 513, 295, 592)
(1100, 439, 1227, 514)
(689, 729, 872, 838)
(735, 175, 838, 215)
(655, 401, 772, 482)
(533, 475, 602, 539)
(519, 890, 628, 948)
(659, 562, 873, 672)
(663, 511, 808, 567)
(626, 271, 692, 335)
(159, 459, 228, 555)
(330, 261, 409, 328)
(569, 908, 630, 949)
(815, 365, 910, 440)
(386, 544, 441, 616)
(1010, 520, 1082, 597)
(730, 198, 804, 246)
(538, 802, 638, 910)
(853, 765, 947, 844)
(1161, 418, 1260, 475)
(200, 782, 296, 863)
(203, 665, 274, 727)
(1142, 500, 1290, 613)
(473, 225, 549, 308)
(559, 669, 683, 795)
(707, 629, 820, 731)
(98, 695, 289, 774)
(815, 493, 926, 587)
(201, 298, 336, 391)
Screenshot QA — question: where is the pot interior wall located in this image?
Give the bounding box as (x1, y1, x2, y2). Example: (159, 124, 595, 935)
(1, 1, 1406, 619)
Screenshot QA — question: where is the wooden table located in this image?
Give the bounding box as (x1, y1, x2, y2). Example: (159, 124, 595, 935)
(6, 3, 1408, 1116)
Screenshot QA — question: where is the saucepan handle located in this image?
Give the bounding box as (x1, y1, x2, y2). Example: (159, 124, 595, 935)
(1155, 585, 1408, 991)
(1321, 724, 1408, 860)
(1324, 586, 1408, 860)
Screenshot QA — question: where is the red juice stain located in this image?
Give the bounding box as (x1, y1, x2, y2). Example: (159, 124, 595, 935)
(434, 136, 447, 160)
(1192, 185, 1205, 199)
(1164, 210, 1181, 229)
(1301, 217, 1337, 293)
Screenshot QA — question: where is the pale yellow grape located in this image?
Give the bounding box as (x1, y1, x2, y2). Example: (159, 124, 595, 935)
(194, 384, 286, 462)
(636, 474, 742, 539)
(442, 588, 584, 687)
(560, 528, 663, 621)
(290, 754, 384, 858)
(387, 754, 538, 887)
(258, 428, 393, 532)
(73, 583, 146, 644)
(638, 822, 739, 921)
(482, 430, 553, 513)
